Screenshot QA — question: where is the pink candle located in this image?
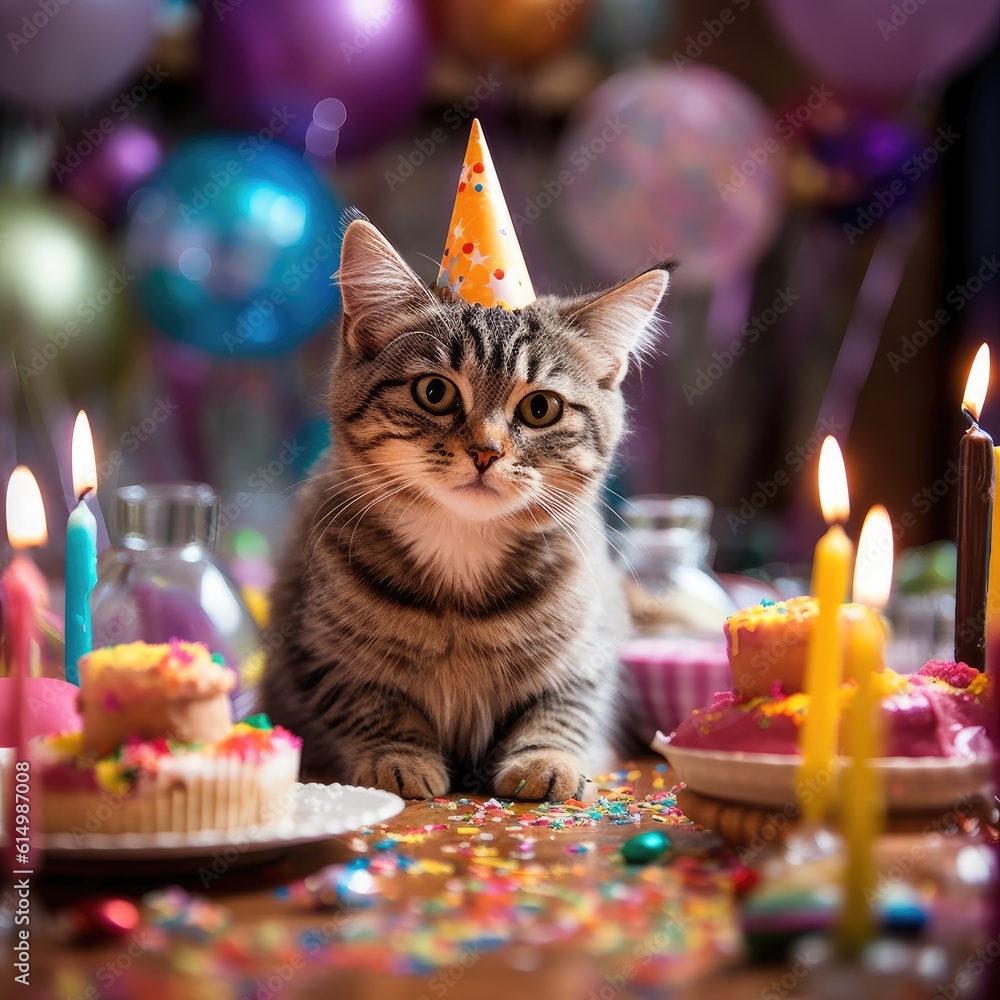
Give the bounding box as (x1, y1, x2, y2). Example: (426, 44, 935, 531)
(2, 467, 48, 877)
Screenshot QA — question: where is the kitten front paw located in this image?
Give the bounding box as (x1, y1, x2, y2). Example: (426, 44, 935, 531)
(355, 747, 449, 800)
(494, 748, 585, 802)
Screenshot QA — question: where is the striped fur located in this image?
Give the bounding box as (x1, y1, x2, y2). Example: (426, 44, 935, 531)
(261, 221, 670, 801)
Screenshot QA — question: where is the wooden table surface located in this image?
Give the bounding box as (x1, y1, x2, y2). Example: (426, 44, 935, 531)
(9, 758, 995, 1000)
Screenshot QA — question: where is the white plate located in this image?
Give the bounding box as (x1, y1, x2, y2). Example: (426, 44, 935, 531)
(32, 782, 405, 860)
(652, 733, 995, 811)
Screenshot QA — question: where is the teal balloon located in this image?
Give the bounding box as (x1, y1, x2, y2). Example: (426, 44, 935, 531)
(126, 137, 343, 357)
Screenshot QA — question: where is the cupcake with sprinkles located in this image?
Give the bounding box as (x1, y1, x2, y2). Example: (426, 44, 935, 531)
(725, 596, 888, 700)
(34, 640, 300, 835)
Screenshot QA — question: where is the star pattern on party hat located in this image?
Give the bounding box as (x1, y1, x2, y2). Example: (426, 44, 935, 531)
(436, 119, 535, 310)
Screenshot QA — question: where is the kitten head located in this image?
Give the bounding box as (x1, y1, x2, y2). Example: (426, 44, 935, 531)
(329, 220, 670, 525)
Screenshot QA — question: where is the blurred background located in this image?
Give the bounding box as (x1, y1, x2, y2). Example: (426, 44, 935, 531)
(1, 0, 999, 604)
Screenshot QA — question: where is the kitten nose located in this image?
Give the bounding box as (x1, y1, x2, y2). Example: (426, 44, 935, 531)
(467, 443, 503, 473)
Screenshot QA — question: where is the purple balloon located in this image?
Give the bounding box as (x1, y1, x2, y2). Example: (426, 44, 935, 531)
(201, 0, 432, 158)
(765, 0, 1000, 93)
(55, 124, 164, 224)
(559, 66, 785, 289)
(0, 0, 157, 110)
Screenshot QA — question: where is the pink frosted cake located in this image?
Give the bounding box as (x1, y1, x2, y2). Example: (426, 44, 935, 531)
(34, 641, 300, 835)
(667, 660, 991, 760)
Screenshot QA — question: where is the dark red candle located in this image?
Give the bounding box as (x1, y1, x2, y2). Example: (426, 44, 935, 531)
(955, 344, 994, 671)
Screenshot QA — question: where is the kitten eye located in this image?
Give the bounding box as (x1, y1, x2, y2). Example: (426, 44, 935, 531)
(412, 375, 461, 415)
(517, 391, 563, 428)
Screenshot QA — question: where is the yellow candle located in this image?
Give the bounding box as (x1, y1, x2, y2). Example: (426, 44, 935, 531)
(839, 505, 892, 953)
(987, 446, 1000, 643)
(798, 436, 853, 823)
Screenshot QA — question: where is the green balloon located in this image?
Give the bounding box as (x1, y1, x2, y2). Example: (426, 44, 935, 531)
(0, 193, 131, 394)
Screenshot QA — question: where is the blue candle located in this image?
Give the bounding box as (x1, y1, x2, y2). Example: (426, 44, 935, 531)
(65, 411, 98, 685)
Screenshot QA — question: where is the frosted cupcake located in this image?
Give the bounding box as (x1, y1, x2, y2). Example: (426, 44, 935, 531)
(725, 597, 888, 699)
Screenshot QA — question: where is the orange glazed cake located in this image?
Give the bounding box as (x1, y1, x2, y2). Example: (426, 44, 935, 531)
(34, 640, 300, 835)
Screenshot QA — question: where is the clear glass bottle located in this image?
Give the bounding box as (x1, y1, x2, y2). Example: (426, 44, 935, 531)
(90, 483, 263, 717)
(619, 494, 737, 636)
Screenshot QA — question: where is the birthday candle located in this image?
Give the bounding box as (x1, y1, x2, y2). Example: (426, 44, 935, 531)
(798, 437, 853, 823)
(839, 505, 892, 953)
(956, 344, 993, 670)
(64, 411, 98, 686)
(2, 467, 47, 874)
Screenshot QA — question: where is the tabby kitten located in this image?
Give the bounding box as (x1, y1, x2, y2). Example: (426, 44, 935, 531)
(261, 220, 670, 800)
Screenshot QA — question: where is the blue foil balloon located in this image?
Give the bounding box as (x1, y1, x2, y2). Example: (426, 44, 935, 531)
(126, 136, 343, 357)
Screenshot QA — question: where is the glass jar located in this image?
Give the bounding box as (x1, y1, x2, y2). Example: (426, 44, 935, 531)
(90, 483, 263, 718)
(619, 494, 737, 637)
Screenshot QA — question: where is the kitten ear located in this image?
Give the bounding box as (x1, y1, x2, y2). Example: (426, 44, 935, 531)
(336, 219, 438, 356)
(565, 264, 672, 389)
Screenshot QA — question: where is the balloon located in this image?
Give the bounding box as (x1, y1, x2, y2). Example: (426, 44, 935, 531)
(0, 0, 157, 110)
(783, 93, 929, 225)
(125, 137, 344, 357)
(0, 194, 130, 391)
(559, 66, 785, 289)
(584, 0, 676, 64)
(201, 0, 431, 158)
(765, 0, 1000, 94)
(54, 124, 165, 225)
(430, 0, 591, 67)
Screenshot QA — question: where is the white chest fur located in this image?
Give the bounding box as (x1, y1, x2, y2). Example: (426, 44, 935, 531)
(391, 507, 513, 594)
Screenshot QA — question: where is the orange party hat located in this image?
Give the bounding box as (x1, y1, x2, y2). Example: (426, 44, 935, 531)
(436, 119, 535, 310)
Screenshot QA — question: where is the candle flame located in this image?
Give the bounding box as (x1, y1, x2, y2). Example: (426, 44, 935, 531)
(72, 410, 97, 500)
(853, 504, 893, 609)
(6, 466, 48, 549)
(818, 436, 850, 524)
(962, 343, 990, 422)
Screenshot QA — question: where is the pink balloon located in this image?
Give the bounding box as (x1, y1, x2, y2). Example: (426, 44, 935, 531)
(0, 678, 81, 747)
(765, 0, 1000, 93)
(201, 0, 432, 158)
(0, 0, 157, 110)
(559, 66, 784, 289)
